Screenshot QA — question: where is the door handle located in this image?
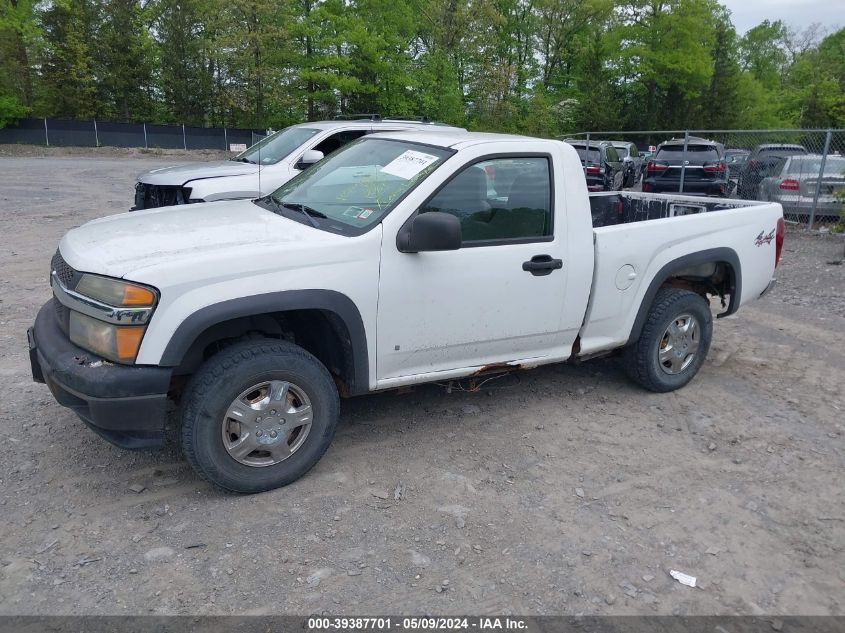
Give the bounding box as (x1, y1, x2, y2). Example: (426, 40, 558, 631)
(522, 254, 563, 276)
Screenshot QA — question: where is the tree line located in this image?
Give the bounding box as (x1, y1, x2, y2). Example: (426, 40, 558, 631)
(1, 0, 843, 133)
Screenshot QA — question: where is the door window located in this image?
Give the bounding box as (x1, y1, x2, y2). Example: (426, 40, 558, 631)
(419, 157, 552, 243)
(312, 130, 368, 157)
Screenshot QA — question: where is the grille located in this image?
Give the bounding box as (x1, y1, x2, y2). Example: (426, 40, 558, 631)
(51, 251, 77, 288)
(135, 183, 191, 209)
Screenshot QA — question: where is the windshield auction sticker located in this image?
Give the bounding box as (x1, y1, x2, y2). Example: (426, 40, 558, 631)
(380, 150, 440, 180)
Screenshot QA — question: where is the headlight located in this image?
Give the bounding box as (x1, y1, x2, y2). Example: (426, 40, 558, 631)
(75, 274, 157, 307)
(69, 312, 146, 363)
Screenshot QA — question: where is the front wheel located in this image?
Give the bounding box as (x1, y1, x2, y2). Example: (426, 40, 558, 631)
(180, 339, 340, 493)
(624, 288, 713, 392)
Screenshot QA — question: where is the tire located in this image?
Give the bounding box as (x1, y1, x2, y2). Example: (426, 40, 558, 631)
(624, 288, 713, 393)
(180, 339, 340, 493)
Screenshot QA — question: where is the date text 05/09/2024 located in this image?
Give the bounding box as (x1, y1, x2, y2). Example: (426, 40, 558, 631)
(307, 617, 529, 631)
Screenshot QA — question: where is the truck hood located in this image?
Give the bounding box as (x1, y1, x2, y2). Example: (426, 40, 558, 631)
(59, 200, 345, 279)
(139, 160, 260, 186)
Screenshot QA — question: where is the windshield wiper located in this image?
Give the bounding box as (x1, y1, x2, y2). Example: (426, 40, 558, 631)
(231, 156, 255, 164)
(270, 197, 326, 227)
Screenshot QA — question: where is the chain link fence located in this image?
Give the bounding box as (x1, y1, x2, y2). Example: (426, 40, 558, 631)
(0, 117, 267, 152)
(564, 129, 845, 229)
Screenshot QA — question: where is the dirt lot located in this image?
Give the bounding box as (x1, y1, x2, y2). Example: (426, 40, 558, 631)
(0, 154, 843, 617)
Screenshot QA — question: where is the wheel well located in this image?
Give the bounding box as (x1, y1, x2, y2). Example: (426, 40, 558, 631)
(627, 249, 741, 346)
(659, 260, 736, 308)
(171, 309, 357, 398)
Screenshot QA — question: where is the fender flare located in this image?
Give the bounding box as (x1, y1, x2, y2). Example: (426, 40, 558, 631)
(159, 290, 369, 395)
(626, 247, 742, 346)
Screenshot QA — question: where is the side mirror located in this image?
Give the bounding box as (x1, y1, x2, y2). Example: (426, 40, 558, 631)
(296, 149, 324, 170)
(397, 212, 462, 253)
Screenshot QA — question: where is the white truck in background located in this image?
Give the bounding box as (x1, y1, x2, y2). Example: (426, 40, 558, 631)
(132, 117, 465, 209)
(31, 131, 784, 493)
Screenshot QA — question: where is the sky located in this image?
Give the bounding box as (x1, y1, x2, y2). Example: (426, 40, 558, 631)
(721, 0, 845, 34)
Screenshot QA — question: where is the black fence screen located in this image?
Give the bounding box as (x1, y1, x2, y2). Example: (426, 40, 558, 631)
(0, 118, 265, 151)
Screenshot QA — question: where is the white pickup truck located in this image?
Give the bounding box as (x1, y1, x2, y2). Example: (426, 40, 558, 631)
(132, 118, 464, 209)
(29, 132, 784, 493)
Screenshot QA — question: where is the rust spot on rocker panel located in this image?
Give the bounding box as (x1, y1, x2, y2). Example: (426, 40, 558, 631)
(471, 361, 527, 377)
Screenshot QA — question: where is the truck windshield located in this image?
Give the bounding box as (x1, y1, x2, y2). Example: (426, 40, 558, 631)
(259, 138, 453, 234)
(234, 126, 320, 165)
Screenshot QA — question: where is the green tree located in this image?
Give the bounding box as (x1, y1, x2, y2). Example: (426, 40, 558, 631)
(783, 28, 845, 128)
(611, 0, 721, 129)
(99, 0, 155, 121)
(0, 0, 39, 119)
(739, 20, 788, 85)
(36, 0, 102, 119)
(150, 0, 216, 125)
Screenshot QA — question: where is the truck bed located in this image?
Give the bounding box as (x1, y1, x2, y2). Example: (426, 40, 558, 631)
(577, 192, 783, 357)
(589, 191, 752, 227)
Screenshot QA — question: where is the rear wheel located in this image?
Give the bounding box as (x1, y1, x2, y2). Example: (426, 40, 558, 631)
(624, 288, 713, 392)
(180, 339, 340, 493)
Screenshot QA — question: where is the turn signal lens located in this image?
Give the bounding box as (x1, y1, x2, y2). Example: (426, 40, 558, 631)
(122, 284, 156, 306)
(115, 327, 146, 361)
(76, 274, 157, 307)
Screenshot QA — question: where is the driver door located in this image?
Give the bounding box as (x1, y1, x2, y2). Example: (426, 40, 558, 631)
(376, 153, 576, 382)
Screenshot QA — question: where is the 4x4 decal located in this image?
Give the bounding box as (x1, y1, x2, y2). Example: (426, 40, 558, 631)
(755, 228, 775, 246)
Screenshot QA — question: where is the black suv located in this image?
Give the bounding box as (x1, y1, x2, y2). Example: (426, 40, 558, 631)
(737, 143, 808, 199)
(643, 137, 729, 197)
(564, 140, 625, 192)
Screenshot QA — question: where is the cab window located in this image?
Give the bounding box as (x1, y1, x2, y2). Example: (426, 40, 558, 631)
(420, 157, 552, 244)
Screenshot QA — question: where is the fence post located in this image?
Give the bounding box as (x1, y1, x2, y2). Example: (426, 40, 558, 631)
(93, 119, 99, 147)
(223, 127, 228, 151)
(679, 130, 690, 194)
(182, 123, 187, 150)
(143, 122, 148, 149)
(44, 118, 49, 146)
(808, 129, 832, 231)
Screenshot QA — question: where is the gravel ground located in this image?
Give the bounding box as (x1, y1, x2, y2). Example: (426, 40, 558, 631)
(0, 155, 843, 617)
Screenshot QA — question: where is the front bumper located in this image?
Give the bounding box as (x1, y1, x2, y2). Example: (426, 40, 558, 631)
(29, 301, 172, 449)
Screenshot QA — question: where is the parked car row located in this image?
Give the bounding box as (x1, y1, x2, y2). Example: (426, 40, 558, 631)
(132, 119, 844, 219)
